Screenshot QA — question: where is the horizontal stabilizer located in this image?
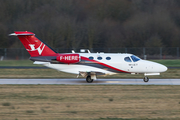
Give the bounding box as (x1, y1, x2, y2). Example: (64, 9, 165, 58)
(9, 32, 35, 36)
(33, 61, 50, 65)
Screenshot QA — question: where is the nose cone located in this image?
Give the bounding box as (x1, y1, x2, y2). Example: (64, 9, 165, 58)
(142, 60, 168, 73)
(158, 64, 168, 72)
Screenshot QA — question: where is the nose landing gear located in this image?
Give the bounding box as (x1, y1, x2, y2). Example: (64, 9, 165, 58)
(143, 76, 149, 82)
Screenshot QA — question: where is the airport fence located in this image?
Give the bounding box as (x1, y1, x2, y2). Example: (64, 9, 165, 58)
(0, 47, 179, 60)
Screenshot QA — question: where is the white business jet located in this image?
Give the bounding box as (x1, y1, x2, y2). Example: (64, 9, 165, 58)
(9, 31, 168, 83)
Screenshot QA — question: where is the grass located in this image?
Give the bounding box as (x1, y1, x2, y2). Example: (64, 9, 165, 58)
(96, 118, 179, 120)
(0, 60, 41, 67)
(151, 59, 180, 67)
(2, 102, 11, 106)
(0, 60, 179, 120)
(0, 68, 179, 79)
(0, 59, 180, 79)
(0, 85, 180, 120)
(0, 59, 180, 67)
(26, 110, 34, 114)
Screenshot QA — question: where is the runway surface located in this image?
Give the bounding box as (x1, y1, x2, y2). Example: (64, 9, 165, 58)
(0, 79, 180, 85)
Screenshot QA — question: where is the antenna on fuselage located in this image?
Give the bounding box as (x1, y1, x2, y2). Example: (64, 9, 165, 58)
(72, 50, 75, 53)
(87, 50, 91, 53)
(80, 49, 91, 53)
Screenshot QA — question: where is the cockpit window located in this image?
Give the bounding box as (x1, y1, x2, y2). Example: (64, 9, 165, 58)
(131, 55, 140, 62)
(124, 57, 132, 62)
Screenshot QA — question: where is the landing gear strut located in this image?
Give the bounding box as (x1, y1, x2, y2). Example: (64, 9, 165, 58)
(143, 76, 149, 82)
(86, 75, 93, 83)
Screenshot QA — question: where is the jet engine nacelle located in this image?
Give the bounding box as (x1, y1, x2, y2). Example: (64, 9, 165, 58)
(56, 54, 80, 64)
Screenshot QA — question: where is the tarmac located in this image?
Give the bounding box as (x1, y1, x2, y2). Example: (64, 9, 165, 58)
(0, 79, 180, 85)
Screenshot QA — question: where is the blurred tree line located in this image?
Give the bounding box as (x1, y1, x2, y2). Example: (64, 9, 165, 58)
(1, 0, 180, 49)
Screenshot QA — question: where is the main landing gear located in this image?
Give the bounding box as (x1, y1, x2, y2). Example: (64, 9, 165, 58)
(79, 72, 96, 83)
(86, 75, 94, 83)
(143, 76, 149, 82)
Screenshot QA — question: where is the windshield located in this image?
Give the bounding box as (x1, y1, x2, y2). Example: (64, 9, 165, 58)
(124, 57, 132, 62)
(131, 55, 141, 62)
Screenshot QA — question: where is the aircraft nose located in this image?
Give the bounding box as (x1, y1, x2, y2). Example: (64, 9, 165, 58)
(158, 64, 168, 72)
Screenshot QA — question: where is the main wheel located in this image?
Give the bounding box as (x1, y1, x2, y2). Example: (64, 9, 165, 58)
(86, 76, 93, 83)
(143, 76, 149, 82)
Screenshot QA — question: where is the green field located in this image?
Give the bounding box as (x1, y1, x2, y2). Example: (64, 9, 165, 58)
(151, 59, 180, 67)
(0, 60, 180, 78)
(0, 68, 179, 79)
(0, 85, 180, 120)
(0, 60, 179, 120)
(0, 60, 41, 67)
(0, 59, 180, 67)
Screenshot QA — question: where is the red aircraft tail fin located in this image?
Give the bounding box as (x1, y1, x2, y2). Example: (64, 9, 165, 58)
(9, 31, 57, 57)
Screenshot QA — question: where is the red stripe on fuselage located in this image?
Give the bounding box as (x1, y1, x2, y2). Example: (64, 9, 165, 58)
(81, 56, 129, 73)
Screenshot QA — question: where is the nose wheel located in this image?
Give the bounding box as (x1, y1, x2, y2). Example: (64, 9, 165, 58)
(143, 76, 149, 82)
(86, 75, 93, 83)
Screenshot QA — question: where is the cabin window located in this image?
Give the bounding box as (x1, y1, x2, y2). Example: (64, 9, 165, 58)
(89, 56, 94, 60)
(97, 56, 102, 60)
(131, 55, 140, 62)
(106, 57, 111, 60)
(124, 57, 132, 62)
